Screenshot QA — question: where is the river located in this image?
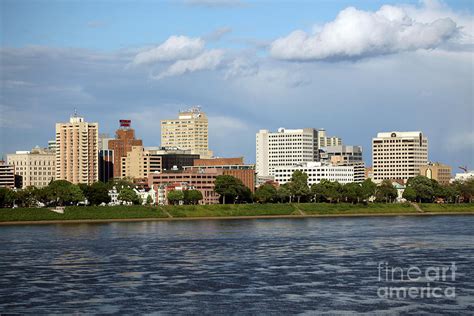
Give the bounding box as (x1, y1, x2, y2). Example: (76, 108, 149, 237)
(0, 216, 473, 314)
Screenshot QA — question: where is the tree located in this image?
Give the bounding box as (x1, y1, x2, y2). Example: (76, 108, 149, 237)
(0, 187, 16, 208)
(453, 179, 474, 203)
(288, 170, 310, 203)
(15, 186, 38, 207)
(277, 183, 291, 203)
(311, 182, 325, 203)
(402, 186, 417, 202)
(214, 175, 247, 204)
(254, 184, 277, 203)
(118, 187, 140, 205)
(360, 179, 377, 202)
(167, 190, 184, 205)
(86, 182, 111, 205)
(146, 195, 154, 205)
(183, 190, 203, 205)
(406, 176, 435, 203)
(375, 180, 397, 203)
(47, 180, 84, 206)
(343, 182, 362, 203)
(107, 178, 135, 192)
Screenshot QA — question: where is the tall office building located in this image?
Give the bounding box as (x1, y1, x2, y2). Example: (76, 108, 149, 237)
(55, 112, 99, 185)
(121, 146, 162, 179)
(7, 147, 55, 188)
(98, 134, 114, 183)
(0, 161, 15, 188)
(256, 128, 342, 177)
(161, 106, 213, 159)
(372, 131, 428, 183)
(108, 120, 143, 179)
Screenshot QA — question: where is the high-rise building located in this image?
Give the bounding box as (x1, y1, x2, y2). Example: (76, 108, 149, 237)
(98, 134, 114, 184)
(372, 131, 428, 183)
(48, 140, 56, 153)
(121, 146, 162, 179)
(108, 120, 143, 179)
(320, 145, 365, 182)
(144, 147, 200, 171)
(7, 147, 55, 188)
(419, 162, 452, 185)
(0, 161, 15, 188)
(256, 127, 342, 177)
(55, 112, 99, 185)
(317, 129, 342, 148)
(161, 106, 213, 159)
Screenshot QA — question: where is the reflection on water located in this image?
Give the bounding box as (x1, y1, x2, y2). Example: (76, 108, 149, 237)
(0, 216, 473, 314)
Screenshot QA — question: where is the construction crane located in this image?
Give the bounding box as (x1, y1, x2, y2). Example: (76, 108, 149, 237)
(459, 166, 468, 173)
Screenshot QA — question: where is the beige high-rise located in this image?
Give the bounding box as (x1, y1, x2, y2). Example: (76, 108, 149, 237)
(55, 114, 98, 184)
(161, 107, 213, 159)
(372, 131, 428, 183)
(7, 147, 55, 188)
(121, 146, 162, 179)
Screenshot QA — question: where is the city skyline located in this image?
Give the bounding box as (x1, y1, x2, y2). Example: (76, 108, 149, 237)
(1, 0, 473, 168)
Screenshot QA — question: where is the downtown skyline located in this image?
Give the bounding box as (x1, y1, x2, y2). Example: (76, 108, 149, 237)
(1, 0, 473, 168)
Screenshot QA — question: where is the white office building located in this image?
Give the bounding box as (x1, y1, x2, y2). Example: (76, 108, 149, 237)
(256, 128, 342, 177)
(274, 162, 355, 186)
(372, 131, 428, 183)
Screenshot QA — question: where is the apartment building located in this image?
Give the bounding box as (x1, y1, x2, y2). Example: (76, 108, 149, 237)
(55, 113, 98, 184)
(7, 147, 55, 188)
(419, 162, 452, 185)
(256, 127, 342, 177)
(274, 162, 355, 186)
(160, 106, 213, 159)
(372, 131, 428, 183)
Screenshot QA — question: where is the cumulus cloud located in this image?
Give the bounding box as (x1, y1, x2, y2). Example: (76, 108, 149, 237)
(133, 35, 205, 65)
(153, 49, 224, 79)
(270, 4, 459, 61)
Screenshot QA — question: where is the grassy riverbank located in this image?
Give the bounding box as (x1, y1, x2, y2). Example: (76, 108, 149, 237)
(0, 203, 473, 223)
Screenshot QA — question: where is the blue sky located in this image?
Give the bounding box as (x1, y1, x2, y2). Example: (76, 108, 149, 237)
(1, 0, 473, 169)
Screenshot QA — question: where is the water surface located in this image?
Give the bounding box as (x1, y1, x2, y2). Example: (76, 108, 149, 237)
(0, 216, 473, 314)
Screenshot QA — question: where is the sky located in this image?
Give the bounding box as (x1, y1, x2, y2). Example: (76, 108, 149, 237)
(1, 0, 473, 170)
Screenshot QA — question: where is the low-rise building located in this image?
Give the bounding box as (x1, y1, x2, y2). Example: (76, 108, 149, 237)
(148, 169, 222, 204)
(274, 162, 355, 186)
(454, 171, 474, 182)
(7, 147, 55, 188)
(419, 162, 452, 185)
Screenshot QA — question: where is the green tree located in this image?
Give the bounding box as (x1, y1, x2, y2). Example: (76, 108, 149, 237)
(343, 182, 362, 203)
(146, 195, 154, 205)
(214, 175, 247, 204)
(183, 190, 203, 205)
(454, 179, 474, 203)
(402, 186, 417, 202)
(167, 190, 184, 205)
(34, 187, 51, 206)
(47, 180, 84, 206)
(360, 179, 377, 202)
(86, 182, 111, 205)
(406, 176, 435, 203)
(254, 184, 277, 203)
(310, 182, 325, 203)
(118, 187, 140, 205)
(277, 183, 291, 203)
(375, 180, 397, 203)
(288, 170, 310, 203)
(15, 186, 38, 207)
(0, 187, 16, 208)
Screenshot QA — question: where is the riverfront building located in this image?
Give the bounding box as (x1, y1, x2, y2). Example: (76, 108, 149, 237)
(0, 161, 15, 188)
(274, 162, 355, 186)
(184, 157, 256, 192)
(55, 113, 98, 185)
(160, 107, 213, 159)
(419, 162, 452, 185)
(256, 127, 342, 177)
(108, 120, 143, 179)
(121, 146, 162, 179)
(372, 131, 428, 183)
(7, 147, 55, 188)
(320, 145, 365, 182)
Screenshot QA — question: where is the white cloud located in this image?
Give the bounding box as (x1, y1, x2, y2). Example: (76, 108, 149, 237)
(270, 4, 460, 61)
(133, 35, 205, 65)
(153, 49, 224, 79)
(203, 27, 232, 41)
